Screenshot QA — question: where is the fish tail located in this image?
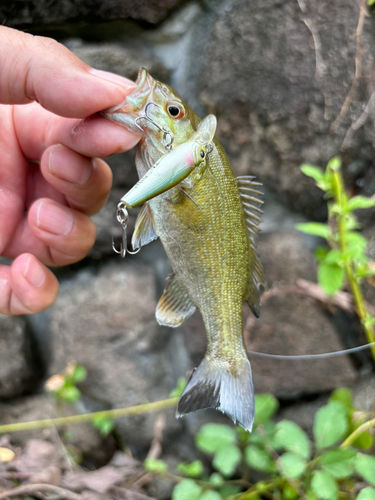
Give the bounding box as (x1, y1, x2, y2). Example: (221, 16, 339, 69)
(176, 354, 254, 431)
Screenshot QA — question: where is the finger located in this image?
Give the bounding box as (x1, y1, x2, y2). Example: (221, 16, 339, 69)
(0, 26, 136, 117)
(40, 145, 113, 216)
(0, 254, 59, 315)
(27, 199, 97, 266)
(13, 103, 139, 161)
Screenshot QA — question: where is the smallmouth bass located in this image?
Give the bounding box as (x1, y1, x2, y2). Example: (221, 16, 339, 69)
(104, 69, 266, 431)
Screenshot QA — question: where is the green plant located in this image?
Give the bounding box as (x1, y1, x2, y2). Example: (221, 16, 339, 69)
(163, 391, 375, 500)
(296, 157, 375, 361)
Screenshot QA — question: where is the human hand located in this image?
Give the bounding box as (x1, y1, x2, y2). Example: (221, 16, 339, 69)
(0, 26, 139, 315)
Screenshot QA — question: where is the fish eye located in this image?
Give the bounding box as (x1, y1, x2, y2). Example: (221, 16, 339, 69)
(200, 150, 205, 158)
(166, 102, 185, 120)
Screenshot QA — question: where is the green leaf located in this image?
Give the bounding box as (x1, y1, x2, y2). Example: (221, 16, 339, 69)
(172, 479, 202, 500)
(212, 444, 242, 477)
(244, 445, 275, 473)
(320, 448, 356, 478)
(313, 401, 348, 449)
(301, 165, 325, 182)
(170, 377, 187, 398)
(315, 246, 329, 262)
(282, 483, 300, 500)
(218, 485, 242, 497)
(278, 452, 306, 479)
(145, 458, 168, 473)
(318, 262, 345, 296)
(327, 156, 342, 172)
(92, 416, 115, 436)
(71, 364, 87, 383)
(274, 420, 310, 459)
(306, 491, 318, 500)
(324, 249, 343, 265)
(254, 394, 279, 426)
(195, 424, 237, 454)
(296, 222, 331, 239)
(58, 386, 81, 403)
(311, 470, 338, 500)
(199, 491, 222, 500)
(357, 487, 375, 500)
(355, 453, 375, 486)
(329, 388, 354, 415)
(347, 196, 375, 211)
(209, 473, 224, 486)
(177, 460, 204, 478)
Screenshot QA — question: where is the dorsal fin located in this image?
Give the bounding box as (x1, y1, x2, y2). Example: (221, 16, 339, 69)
(131, 204, 158, 250)
(237, 176, 267, 318)
(156, 273, 196, 328)
(236, 176, 264, 249)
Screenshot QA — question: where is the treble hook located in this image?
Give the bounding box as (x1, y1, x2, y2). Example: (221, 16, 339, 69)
(112, 202, 141, 258)
(135, 102, 174, 150)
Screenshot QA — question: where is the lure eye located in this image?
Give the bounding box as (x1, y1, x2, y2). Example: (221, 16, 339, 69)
(167, 102, 185, 120)
(200, 150, 205, 159)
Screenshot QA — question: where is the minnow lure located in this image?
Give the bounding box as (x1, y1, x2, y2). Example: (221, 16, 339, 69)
(104, 68, 266, 431)
(112, 115, 216, 257)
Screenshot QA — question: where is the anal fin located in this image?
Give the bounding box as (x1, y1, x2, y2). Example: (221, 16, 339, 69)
(156, 273, 196, 328)
(131, 203, 158, 250)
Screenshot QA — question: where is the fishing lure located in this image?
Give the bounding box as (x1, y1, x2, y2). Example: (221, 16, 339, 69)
(112, 115, 216, 257)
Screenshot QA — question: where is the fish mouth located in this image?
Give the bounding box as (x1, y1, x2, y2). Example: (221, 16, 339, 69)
(102, 68, 155, 132)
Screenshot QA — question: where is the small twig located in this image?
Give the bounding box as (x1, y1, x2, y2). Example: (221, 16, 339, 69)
(341, 416, 375, 448)
(146, 414, 166, 460)
(0, 398, 178, 435)
(342, 89, 375, 149)
(0, 483, 81, 500)
(330, 0, 368, 133)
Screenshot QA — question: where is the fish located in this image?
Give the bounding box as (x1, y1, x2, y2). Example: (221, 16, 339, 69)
(104, 68, 266, 431)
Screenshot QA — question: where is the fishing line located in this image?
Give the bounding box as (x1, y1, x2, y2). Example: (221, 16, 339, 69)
(248, 341, 375, 360)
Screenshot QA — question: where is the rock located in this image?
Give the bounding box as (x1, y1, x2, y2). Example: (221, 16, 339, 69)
(256, 229, 317, 287)
(0, 394, 115, 468)
(44, 263, 182, 455)
(2, 0, 183, 27)
(181, 0, 375, 218)
(0, 315, 39, 398)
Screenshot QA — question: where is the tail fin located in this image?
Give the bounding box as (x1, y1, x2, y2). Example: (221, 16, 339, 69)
(176, 355, 254, 432)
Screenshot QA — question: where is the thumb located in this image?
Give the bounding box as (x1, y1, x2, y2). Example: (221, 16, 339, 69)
(0, 26, 135, 118)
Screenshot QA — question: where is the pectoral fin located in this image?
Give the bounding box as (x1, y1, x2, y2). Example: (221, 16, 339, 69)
(131, 204, 158, 250)
(156, 273, 196, 327)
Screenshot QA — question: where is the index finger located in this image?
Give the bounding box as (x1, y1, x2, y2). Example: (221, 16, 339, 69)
(0, 26, 135, 118)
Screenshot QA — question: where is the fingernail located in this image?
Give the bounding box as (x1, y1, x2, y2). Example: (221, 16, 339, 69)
(23, 256, 46, 288)
(49, 146, 92, 185)
(36, 201, 74, 236)
(89, 69, 136, 91)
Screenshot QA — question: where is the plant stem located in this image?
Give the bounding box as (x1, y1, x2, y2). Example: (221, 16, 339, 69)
(0, 397, 178, 434)
(340, 416, 375, 448)
(331, 168, 375, 362)
(235, 478, 285, 499)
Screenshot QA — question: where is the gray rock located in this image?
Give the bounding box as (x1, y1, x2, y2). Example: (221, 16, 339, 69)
(45, 263, 182, 454)
(0, 315, 39, 398)
(2, 0, 183, 27)
(352, 374, 375, 413)
(180, 0, 375, 218)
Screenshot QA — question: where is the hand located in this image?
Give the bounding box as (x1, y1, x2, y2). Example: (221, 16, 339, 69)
(0, 26, 139, 315)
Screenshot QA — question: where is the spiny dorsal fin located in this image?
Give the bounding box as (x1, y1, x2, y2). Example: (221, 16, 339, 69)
(131, 203, 158, 250)
(237, 176, 267, 317)
(237, 176, 263, 248)
(156, 273, 196, 328)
